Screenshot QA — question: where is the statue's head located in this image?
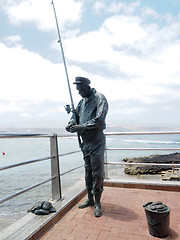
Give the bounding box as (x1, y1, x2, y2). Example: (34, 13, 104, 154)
(73, 76, 91, 98)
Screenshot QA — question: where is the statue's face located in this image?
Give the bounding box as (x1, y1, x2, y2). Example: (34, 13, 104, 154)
(76, 84, 90, 98)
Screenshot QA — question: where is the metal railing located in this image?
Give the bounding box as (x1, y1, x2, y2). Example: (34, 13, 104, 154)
(0, 133, 81, 205)
(104, 131, 180, 179)
(0, 130, 180, 206)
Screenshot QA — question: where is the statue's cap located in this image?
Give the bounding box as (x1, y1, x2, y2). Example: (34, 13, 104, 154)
(73, 76, 91, 85)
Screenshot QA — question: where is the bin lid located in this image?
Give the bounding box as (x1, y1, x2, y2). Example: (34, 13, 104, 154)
(143, 201, 170, 213)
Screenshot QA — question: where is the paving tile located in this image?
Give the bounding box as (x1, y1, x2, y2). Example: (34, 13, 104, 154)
(128, 234, 140, 240)
(139, 236, 151, 240)
(74, 222, 86, 231)
(98, 230, 110, 240)
(87, 233, 99, 240)
(45, 237, 59, 240)
(77, 236, 87, 240)
(108, 236, 119, 240)
(78, 229, 89, 238)
(109, 227, 121, 237)
(48, 228, 64, 238)
(120, 224, 130, 233)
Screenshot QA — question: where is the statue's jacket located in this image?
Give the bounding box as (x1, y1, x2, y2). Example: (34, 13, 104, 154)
(71, 88, 108, 155)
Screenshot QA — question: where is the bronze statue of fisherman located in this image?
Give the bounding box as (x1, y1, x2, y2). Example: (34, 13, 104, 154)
(66, 76, 108, 217)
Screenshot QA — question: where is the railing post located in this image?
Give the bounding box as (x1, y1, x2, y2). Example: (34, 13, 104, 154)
(104, 142, 109, 179)
(50, 134, 62, 200)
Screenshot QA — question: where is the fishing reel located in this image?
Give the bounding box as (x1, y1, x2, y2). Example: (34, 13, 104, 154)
(64, 104, 71, 114)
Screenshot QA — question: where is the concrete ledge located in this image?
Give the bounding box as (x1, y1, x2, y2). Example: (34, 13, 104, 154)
(1, 185, 86, 240)
(104, 179, 180, 192)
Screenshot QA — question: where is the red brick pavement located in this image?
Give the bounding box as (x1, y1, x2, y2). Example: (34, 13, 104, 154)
(39, 187, 180, 240)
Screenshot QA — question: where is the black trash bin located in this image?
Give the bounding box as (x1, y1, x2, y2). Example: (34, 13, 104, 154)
(143, 201, 170, 238)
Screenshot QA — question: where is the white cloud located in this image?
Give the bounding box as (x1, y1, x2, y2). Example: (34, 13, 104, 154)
(93, 1, 140, 15)
(141, 6, 160, 19)
(20, 112, 31, 117)
(111, 106, 144, 115)
(0, 105, 20, 113)
(103, 15, 147, 45)
(4, 35, 22, 47)
(108, 1, 140, 14)
(2, 0, 83, 31)
(0, 42, 69, 102)
(0, 40, 95, 108)
(64, 15, 148, 63)
(93, 1, 106, 14)
(37, 106, 63, 117)
(62, 11, 180, 104)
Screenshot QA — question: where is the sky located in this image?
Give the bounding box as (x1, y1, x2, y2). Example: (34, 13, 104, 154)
(0, 0, 180, 130)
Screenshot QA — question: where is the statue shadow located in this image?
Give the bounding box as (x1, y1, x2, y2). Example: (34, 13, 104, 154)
(102, 203, 139, 221)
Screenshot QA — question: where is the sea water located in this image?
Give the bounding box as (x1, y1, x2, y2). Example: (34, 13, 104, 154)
(0, 131, 180, 228)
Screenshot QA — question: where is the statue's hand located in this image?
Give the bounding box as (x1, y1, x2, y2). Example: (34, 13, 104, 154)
(65, 125, 71, 132)
(69, 125, 85, 133)
(65, 120, 76, 132)
(65, 119, 76, 132)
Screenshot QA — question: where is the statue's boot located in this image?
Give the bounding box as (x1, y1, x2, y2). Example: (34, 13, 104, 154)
(78, 190, 94, 209)
(94, 192, 102, 217)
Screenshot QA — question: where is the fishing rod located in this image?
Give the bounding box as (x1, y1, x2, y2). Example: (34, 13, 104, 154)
(51, 0, 82, 148)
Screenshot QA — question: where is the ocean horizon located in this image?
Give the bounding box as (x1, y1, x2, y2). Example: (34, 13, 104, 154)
(1, 124, 180, 134)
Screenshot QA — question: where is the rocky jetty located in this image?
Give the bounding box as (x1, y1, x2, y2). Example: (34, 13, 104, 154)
(123, 152, 180, 175)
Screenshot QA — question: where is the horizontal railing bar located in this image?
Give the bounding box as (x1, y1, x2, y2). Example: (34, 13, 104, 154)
(0, 133, 53, 138)
(57, 134, 77, 138)
(59, 150, 81, 157)
(106, 162, 180, 166)
(0, 176, 56, 204)
(60, 165, 84, 176)
(106, 148, 180, 151)
(0, 156, 53, 171)
(105, 131, 180, 136)
(0, 151, 81, 172)
(0, 133, 78, 139)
